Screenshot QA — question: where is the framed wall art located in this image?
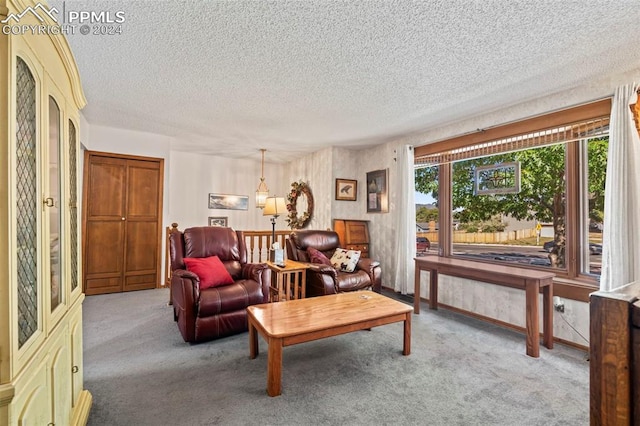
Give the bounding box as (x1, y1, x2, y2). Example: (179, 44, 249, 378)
(366, 169, 389, 213)
(474, 162, 521, 195)
(335, 178, 357, 201)
(208, 216, 228, 227)
(208, 193, 249, 210)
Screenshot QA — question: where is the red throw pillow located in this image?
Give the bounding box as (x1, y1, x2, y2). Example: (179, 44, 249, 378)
(307, 247, 332, 266)
(183, 256, 234, 290)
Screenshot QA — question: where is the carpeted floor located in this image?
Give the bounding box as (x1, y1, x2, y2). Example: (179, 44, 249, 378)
(83, 288, 589, 425)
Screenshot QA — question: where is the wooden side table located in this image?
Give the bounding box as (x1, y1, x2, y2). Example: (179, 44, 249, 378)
(266, 260, 310, 302)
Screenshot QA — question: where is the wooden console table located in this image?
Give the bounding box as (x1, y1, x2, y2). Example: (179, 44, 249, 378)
(414, 255, 554, 358)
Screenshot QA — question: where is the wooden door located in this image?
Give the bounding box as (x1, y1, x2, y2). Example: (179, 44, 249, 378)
(82, 151, 163, 295)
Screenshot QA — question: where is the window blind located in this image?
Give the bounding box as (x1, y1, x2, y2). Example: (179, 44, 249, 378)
(415, 116, 609, 167)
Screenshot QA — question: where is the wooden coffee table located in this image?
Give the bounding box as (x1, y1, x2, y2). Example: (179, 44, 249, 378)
(247, 291, 412, 396)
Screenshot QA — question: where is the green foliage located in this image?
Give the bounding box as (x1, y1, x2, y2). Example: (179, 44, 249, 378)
(415, 166, 439, 201)
(458, 216, 506, 233)
(416, 206, 438, 222)
(463, 224, 479, 233)
(587, 137, 608, 222)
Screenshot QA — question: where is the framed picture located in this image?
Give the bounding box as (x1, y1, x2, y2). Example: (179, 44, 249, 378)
(208, 193, 249, 210)
(335, 178, 357, 201)
(366, 169, 389, 213)
(474, 162, 521, 195)
(208, 216, 228, 227)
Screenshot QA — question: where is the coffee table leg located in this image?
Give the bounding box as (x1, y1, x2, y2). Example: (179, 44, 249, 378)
(249, 319, 258, 359)
(267, 337, 283, 396)
(403, 312, 411, 356)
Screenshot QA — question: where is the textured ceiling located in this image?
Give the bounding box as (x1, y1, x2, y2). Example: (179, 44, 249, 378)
(51, 0, 640, 163)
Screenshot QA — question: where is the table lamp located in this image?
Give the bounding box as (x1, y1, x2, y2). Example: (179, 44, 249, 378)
(263, 196, 287, 264)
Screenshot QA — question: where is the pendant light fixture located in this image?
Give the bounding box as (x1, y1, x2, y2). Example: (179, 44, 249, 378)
(255, 149, 269, 209)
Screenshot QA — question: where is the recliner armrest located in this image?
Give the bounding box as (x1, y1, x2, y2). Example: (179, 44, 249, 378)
(242, 263, 270, 302)
(172, 269, 199, 290)
(307, 263, 338, 280)
(356, 258, 382, 293)
(170, 268, 200, 342)
(356, 258, 380, 274)
(242, 262, 268, 282)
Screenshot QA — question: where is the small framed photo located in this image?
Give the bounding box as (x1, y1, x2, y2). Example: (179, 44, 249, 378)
(335, 178, 357, 201)
(208, 216, 228, 227)
(366, 169, 389, 213)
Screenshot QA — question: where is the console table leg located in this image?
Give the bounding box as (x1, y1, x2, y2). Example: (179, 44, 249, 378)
(542, 284, 554, 349)
(414, 265, 421, 314)
(525, 282, 540, 358)
(429, 270, 438, 310)
(267, 337, 283, 396)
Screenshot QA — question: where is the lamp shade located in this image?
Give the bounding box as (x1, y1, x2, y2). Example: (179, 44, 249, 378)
(255, 149, 269, 208)
(255, 179, 269, 209)
(263, 197, 286, 217)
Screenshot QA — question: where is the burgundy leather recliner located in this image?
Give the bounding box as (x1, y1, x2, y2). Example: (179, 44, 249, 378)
(286, 230, 382, 297)
(169, 226, 270, 343)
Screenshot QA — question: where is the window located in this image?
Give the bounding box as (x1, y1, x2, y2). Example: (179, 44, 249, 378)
(582, 137, 607, 275)
(415, 99, 611, 286)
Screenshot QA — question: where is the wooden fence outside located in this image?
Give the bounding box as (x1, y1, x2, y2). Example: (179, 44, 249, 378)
(418, 228, 537, 244)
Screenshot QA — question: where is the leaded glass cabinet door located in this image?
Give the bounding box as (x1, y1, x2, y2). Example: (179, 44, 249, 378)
(69, 120, 80, 294)
(48, 96, 63, 313)
(15, 56, 39, 349)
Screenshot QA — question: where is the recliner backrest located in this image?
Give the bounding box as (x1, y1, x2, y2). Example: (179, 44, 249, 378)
(287, 230, 340, 262)
(174, 226, 247, 279)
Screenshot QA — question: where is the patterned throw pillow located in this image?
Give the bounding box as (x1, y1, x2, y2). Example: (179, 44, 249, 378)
(330, 248, 361, 273)
(307, 247, 332, 265)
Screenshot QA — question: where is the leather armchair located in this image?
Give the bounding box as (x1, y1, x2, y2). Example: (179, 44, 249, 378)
(286, 230, 381, 296)
(169, 226, 270, 343)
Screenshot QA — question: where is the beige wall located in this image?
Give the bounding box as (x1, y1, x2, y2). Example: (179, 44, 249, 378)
(81, 66, 640, 347)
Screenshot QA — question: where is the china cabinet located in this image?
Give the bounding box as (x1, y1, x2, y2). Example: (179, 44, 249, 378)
(333, 219, 370, 258)
(0, 1, 92, 424)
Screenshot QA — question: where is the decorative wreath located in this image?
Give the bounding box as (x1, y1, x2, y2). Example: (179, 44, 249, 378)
(286, 180, 314, 229)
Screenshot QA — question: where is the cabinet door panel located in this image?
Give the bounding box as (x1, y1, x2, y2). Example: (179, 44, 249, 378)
(87, 160, 126, 218)
(84, 221, 124, 294)
(127, 162, 160, 218)
(50, 334, 72, 425)
(125, 221, 158, 272)
(70, 309, 83, 405)
(85, 221, 124, 275)
(346, 222, 368, 243)
(14, 364, 50, 426)
(124, 220, 158, 291)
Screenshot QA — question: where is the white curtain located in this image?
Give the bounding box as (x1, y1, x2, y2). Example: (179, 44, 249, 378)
(393, 145, 416, 294)
(600, 83, 640, 291)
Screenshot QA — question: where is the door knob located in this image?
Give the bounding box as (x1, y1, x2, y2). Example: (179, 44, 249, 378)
(122, 217, 126, 220)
